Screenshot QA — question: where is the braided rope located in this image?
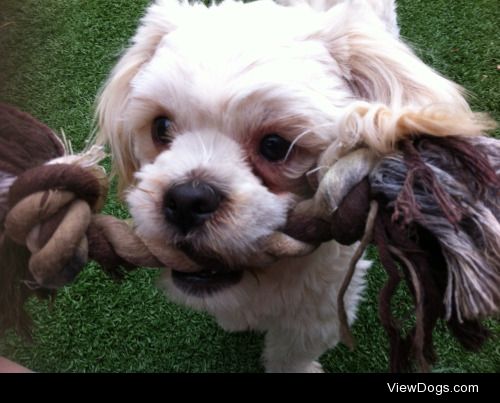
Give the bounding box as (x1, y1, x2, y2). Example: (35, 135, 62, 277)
(3, 153, 315, 289)
(2, 105, 497, 373)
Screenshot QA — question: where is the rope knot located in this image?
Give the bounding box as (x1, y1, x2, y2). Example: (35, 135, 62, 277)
(5, 163, 106, 288)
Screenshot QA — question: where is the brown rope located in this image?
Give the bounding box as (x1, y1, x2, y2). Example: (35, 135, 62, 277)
(4, 166, 181, 285)
(394, 139, 464, 227)
(1, 100, 497, 373)
(370, 136, 499, 372)
(0, 102, 318, 337)
(337, 200, 378, 350)
(388, 245, 428, 373)
(3, 162, 315, 288)
(0, 103, 65, 175)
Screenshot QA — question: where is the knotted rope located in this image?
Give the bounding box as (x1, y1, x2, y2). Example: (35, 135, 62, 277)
(4, 157, 314, 288)
(0, 126, 314, 336)
(1, 103, 498, 372)
(285, 135, 500, 372)
(4, 162, 157, 287)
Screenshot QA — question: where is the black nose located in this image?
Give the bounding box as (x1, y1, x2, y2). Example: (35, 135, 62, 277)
(163, 181, 221, 234)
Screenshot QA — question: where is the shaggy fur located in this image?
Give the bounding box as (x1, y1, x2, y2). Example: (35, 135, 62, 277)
(96, 0, 493, 372)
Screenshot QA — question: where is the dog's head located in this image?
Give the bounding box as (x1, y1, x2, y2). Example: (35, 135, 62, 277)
(96, 0, 491, 296)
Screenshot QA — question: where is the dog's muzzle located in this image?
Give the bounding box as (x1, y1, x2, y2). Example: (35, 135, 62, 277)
(156, 179, 318, 296)
(161, 180, 245, 296)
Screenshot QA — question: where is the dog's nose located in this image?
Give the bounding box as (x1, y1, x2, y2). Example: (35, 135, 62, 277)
(163, 181, 221, 234)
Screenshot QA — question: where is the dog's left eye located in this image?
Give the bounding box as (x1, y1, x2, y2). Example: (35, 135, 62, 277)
(259, 134, 291, 162)
(152, 116, 173, 145)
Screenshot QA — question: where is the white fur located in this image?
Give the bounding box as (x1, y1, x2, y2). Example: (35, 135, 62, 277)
(96, 0, 494, 372)
(128, 131, 292, 265)
(160, 242, 370, 372)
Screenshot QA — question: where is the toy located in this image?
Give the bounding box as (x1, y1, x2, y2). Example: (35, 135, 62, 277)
(285, 135, 500, 371)
(0, 103, 310, 337)
(0, 103, 498, 371)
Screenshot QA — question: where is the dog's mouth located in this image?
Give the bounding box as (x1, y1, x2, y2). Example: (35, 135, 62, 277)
(171, 242, 244, 296)
(171, 268, 243, 297)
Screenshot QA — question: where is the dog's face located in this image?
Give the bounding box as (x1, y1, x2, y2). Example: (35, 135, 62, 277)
(125, 2, 344, 296)
(97, 0, 485, 298)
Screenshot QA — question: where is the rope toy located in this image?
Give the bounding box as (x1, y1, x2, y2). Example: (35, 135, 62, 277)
(284, 135, 500, 372)
(0, 103, 311, 337)
(0, 104, 181, 336)
(0, 103, 498, 372)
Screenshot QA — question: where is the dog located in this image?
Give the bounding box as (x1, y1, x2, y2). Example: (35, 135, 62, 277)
(96, 0, 491, 372)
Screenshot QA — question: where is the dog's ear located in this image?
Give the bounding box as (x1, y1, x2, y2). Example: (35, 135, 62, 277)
(95, 0, 185, 194)
(309, 0, 495, 153)
(313, 0, 465, 108)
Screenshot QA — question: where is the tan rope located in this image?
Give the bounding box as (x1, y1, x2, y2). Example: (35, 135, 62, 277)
(3, 161, 315, 287)
(29, 200, 91, 285)
(5, 191, 75, 244)
(90, 215, 163, 268)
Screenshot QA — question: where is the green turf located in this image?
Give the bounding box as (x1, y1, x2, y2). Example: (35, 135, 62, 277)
(0, 0, 499, 372)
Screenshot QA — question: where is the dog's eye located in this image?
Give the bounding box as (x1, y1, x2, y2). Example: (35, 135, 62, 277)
(259, 134, 291, 162)
(152, 116, 172, 145)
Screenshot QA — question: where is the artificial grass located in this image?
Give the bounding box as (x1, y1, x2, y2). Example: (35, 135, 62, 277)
(0, 0, 498, 372)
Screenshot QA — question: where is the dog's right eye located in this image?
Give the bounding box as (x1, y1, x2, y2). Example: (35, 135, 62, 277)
(152, 116, 172, 145)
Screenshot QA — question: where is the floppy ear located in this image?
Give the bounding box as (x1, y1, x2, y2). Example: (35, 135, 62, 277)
(95, 0, 184, 193)
(312, 0, 495, 154)
(315, 1, 465, 107)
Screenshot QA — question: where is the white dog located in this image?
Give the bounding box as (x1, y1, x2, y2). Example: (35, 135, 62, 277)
(96, 0, 490, 372)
